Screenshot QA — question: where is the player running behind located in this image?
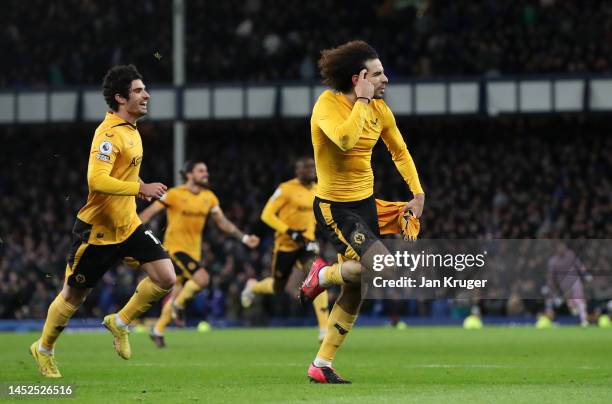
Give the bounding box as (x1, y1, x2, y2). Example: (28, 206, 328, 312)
(140, 160, 259, 347)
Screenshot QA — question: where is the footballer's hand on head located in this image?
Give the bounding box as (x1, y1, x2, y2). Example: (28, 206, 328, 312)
(242, 234, 260, 248)
(404, 193, 425, 218)
(355, 68, 374, 101)
(139, 182, 167, 199)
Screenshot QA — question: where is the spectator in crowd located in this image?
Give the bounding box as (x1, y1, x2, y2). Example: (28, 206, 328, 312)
(3, 0, 612, 87)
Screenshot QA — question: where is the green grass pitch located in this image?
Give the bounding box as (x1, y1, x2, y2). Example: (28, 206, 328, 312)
(2, 326, 612, 403)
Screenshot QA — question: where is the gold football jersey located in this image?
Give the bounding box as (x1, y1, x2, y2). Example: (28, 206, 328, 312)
(311, 90, 423, 202)
(155, 185, 220, 260)
(261, 178, 316, 252)
(77, 112, 143, 245)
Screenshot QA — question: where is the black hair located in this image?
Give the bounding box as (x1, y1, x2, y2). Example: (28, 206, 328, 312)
(295, 156, 314, 168)
(102, 64, 143, 111)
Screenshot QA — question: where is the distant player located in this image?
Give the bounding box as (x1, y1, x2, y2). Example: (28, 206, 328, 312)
(241, 157, 329, 342)
(139, 160, 259, 347)
(299, 41, 425, 383)
(545, 242, 590, 326)
(30, 65, 176, 378)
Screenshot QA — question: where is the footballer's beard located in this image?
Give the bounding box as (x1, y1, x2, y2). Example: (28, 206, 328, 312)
(195, 179, 209, 188)
(373, 86, 387, 99)
(300, 175, 316, 184)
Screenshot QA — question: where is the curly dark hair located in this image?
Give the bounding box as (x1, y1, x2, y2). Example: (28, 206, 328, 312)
(102, 64, 143, 111)
(318, 40, 379, 93)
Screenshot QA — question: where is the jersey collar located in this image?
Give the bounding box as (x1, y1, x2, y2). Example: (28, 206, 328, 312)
(105, 111, 137, 130)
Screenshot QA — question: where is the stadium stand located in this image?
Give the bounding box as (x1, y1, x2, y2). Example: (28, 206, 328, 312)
(2, 0, 612, 87)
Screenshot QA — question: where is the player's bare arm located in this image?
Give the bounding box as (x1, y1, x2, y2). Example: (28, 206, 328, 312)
(139, 182, 167, 199)
(404, 193, 425, 218)
(211, 208, 260, 248)
(139, 201, 166, 223)
(137, 177, 153, 201)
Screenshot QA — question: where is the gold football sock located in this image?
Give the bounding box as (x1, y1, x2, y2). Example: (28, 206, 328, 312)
(320, 263, 345, 286)
(154, 298, 174, 334)
(40, 294, 78, 351)
(118, 277, 170, 325)
(313, 290, 329, 330)
(175, 280, 202, 307)
(251, 277, 274, 295)
(316, 303, 357, 362)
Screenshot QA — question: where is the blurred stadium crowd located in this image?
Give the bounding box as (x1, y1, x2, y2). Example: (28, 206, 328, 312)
(1, 116, 611, 322)
(3, 0, 612, 87)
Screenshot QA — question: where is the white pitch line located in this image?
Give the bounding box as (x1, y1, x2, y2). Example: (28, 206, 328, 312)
(397, 364, 610, 370)
(126, 362, 304, 368)
(124, 362, 610, 371)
